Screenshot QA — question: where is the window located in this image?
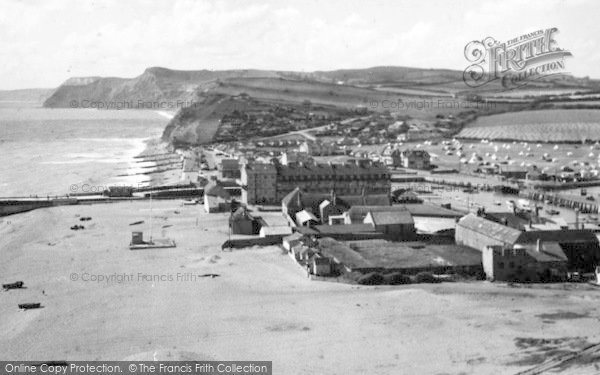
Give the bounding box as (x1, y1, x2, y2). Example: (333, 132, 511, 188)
(509, 261, 515, 269)
(498, 262, 504, 269)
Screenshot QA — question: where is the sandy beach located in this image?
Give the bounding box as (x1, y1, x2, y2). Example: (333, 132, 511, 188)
(1, 200, 599, 374)
(134, 138, 184, 187)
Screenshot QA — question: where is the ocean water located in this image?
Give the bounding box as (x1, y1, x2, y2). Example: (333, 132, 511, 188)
(0, 107, 170, 197)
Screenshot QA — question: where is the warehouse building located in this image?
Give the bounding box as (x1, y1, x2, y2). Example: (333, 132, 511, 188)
(456, 213, 600, 272)
(482, 243, 568, 282)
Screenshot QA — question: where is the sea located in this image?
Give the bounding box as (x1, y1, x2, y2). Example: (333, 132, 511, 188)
(0, 104, 171, 197)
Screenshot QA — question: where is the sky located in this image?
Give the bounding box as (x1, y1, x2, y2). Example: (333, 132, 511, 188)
(1, 0, 599, 89)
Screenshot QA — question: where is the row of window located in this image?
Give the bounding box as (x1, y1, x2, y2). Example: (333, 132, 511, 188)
(278, 174, 389, 181)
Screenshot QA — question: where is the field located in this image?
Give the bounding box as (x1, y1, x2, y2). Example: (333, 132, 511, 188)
(484, 88, 591, 98)
(458, 109, 600, 142)
(372, 86, 454, 97)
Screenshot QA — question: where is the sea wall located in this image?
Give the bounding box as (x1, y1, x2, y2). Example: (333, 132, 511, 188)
(0, 201, 53, 216)
(0, 198, 78, 217)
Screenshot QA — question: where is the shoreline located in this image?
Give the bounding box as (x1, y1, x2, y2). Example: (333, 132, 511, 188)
(107, 110, 177, 188)
(133, 137, 183, 188)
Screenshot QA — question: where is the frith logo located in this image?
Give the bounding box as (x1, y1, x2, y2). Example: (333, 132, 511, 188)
(463, 28, 572, 90)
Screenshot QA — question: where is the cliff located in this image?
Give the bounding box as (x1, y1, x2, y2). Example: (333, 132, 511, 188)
(42, 67, 280, 108)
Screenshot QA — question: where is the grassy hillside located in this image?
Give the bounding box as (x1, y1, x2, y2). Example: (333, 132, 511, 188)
(209, 77, 489, 118)
(162, 94, 259, 146)
(161, 76, 516, 146)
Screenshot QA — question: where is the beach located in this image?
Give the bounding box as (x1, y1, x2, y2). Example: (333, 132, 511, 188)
(1, 200, 599, 374)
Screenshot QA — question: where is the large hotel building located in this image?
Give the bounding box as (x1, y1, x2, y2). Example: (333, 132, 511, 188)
(241, 160, 391, 205)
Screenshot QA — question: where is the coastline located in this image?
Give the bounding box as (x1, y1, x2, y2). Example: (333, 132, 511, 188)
(121, 111, 181, 189)
(0, 107, 172, 197)
(132, 137, 184, 188)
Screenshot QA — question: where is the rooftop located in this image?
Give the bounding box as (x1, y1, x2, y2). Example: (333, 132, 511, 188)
(366, 210, 414, 225)
(245, 163, 277, 173)
(522, 242, 568, 263)
(317, 237, 374, 270)
(401, 149, 430, 157)
(313, 224, 379, 235)
(489, 243, 568, 263)
(457, 214, 522, 245)
(282, 188, 391, 217)
(204, 181, 231, 199)
(347, 239, 481, 269)
(347, 203, 462, 223)
(230, 207, 253, 221)
(517, 229, 600, 244)
(283, 232, 304, 242)
(484, 211, 546, 230)
(402, 204, 463, 218)
(459, 214, 600, 246)
(296, 210, 318, 225)
(220, 159, 240, 170)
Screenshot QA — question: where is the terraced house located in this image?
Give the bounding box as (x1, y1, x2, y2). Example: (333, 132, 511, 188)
(241, 160, 391, 205)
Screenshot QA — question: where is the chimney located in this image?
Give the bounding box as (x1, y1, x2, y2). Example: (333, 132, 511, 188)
(331, 189, 336, 205)
(297, 189, 301, 208)
(536, 238, 542, 252)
